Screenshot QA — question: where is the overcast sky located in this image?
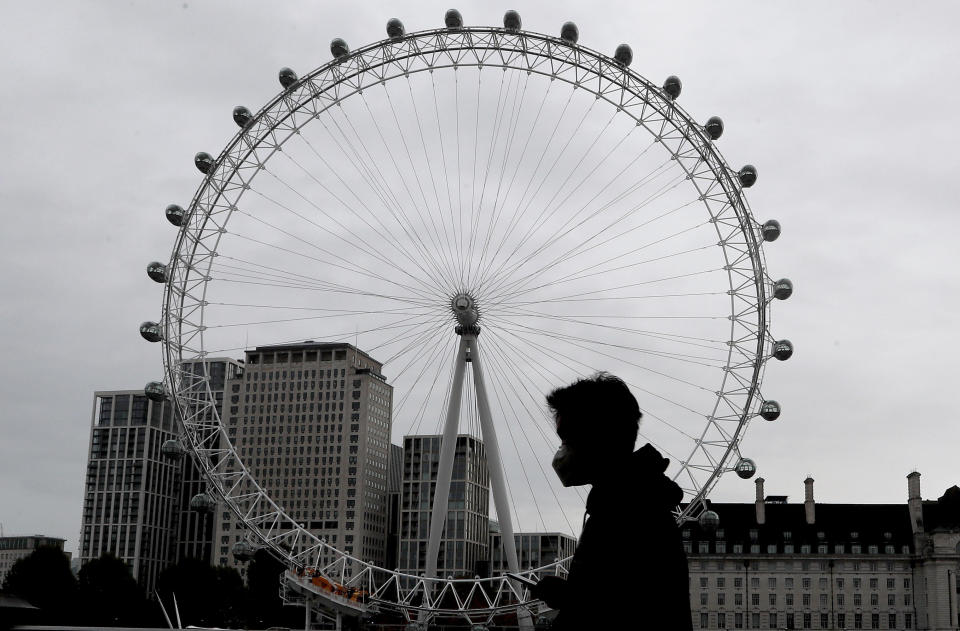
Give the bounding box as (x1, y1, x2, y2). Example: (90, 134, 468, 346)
(1, 1, 959, 557)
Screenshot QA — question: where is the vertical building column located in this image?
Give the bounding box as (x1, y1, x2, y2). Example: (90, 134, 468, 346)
(755, 478, 765, 525)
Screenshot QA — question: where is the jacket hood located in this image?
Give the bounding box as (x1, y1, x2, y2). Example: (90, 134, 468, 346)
(585, 443, 684, 515)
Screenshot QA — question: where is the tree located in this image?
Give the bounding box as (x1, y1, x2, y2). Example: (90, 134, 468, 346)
(77, 554, 147, 626)
(245, 549, 289, 628)
(1, 546, 78, 624)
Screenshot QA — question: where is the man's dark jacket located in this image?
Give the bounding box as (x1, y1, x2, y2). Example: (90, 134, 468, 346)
(550, 443, 692, 630)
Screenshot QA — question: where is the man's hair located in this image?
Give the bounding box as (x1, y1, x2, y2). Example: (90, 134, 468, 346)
(546, 372, 641, 451)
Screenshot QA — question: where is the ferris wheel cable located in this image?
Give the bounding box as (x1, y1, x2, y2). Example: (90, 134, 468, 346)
(406, 335, 458, 438)
(470, 70, 539, 281)
(221, 229, 442, 302)
(466, 68, 527, 289)
(485, 321, 706, 423)
(479, 169, 690, 303)
(476, 112, 633, 292)
(375, 316, 454, 366)
(474, 133, 670, 296)
(400, 78, 460, 279)
(374, 88, 461, 284)
(364, 314, 453, 355)
(470, 90, 598, 290)
(308, 116, 454, 292)
(209, 274, 436, 309)
(206, 301, 433, 314)
(393, 332, 457, 432)
(478, 339, 579, 535)
(478, 345, 550, 534)
(453, 71, 466, 288)
(243, 178, 444, 300)
(346, 95, 458, 289)
(471, 77, 556, 283)
(483, 310, 729, 365)
(211, 257, 441, 308)
(276, 150, 451, 295)
(428, 73, 462, 279)
(487, 318, 720, 395)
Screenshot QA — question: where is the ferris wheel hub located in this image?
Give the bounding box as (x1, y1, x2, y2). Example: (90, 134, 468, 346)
(451, 292, 480, 328)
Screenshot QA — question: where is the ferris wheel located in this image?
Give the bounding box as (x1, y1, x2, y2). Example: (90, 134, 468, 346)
(141, 10, 791, 628)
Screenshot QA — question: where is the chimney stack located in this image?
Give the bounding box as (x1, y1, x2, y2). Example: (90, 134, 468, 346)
(804, 476, 815, 525)
(907, 471, 923, 534)
(755, 477, 766, 525)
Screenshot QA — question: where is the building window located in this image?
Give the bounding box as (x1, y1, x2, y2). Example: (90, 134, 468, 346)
(786, 594, 794, 607)
(854, 593, 862, 607)
(769, 613, 777, 629)
(854, 613, 862, 629)
(700, 593, 708, 606)
(699, 577, 708, 588)
(768, 577, 776, 589)
(717, 613, 726, 628)
(821, 614, 829, 628)
(734, 577, 742, 588)
(905, 613, 912, 628)
(768, 593, 776, 606)
(735, 593, 742, 606)
(716, 541, 726, 553)
(751, 593, 759, 606)
(716, 577, 725, 588)
(734, 612, 743, 629)
(837, 614, 845, 628)
(802, 593, 810, 606)
(718, 593, 725, 606)
(837, 594, 844, 607)
(700, 613, 708, 628)
(699, 541, 709, 553)
(802, 577, 811, 589)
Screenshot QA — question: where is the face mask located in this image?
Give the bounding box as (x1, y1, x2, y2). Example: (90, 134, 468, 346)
(552, 444, 592, 487)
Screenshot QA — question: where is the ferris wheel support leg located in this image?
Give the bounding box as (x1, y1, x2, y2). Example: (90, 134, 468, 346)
(468, 335, 534, 631)
(425, 336, 469, 582)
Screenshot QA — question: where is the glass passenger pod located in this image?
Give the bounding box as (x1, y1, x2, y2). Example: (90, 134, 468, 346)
(190, 492, 216, 513)
(759, 400, 781, 421)
(560, 22, 579, 44)
(144, 381, 166, 402)
(139, 321, 162, 342)
(735, 458, 757, 479)
(662, 75, 682, 100)
(614, 43, 633, 67)
(773, 339, 793, 361)
(704, 116, 724, 140)
(146, 261, 167, 283)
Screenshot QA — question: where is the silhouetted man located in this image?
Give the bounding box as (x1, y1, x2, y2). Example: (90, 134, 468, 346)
(531, 373, 692, 630)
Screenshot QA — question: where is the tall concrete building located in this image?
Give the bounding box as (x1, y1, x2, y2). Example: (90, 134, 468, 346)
(386, 443, 404, 570)
(214, 342, 393, 569)
(399, 434, 490, 580)
(0, 535, 68, 585)
(684, 473, 960, 630)
(79, 390, 179, 593)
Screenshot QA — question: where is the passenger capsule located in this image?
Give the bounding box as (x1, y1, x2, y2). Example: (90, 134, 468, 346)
(330, 38, 350, 59)
(738, 164, 758, 187)
(503, 10, 521, 30)
(232, 105, 253, 128)
(165, 204, 186, 226)
(735, 457, 757, 479)
(560, 21, 579, 43)
(663, 75, 682, 100)
(386, 18, 405, 38)
(232, 540, 257, 562)
(161, 439, 184, 459)
(704, 116, 724, 140)
(773, 339, 794, 361)
(699, 510, 720, 532)
(773, 278, 793, 300)
(762, 219, 781, 242)
(139, 321, 162, 343)
(614, 43, 633, 66)
(144, 381, 166, 402)
(190, 492, 216, 513)
(278, 67, 298, 89)
(194, 152, 214, 174)
(146, 261, 167, 283)
(444, 9, 463, 29)
(759, 400, 781, 421)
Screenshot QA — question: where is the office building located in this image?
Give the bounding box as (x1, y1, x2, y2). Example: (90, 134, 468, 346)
(0, 535, 68, 585)
(214, 342, 393, 569)
(489, 529, 576, 576)
(399, 434, 490, 580)
(685, 473, 960, 630)
(79, 390, 179, 593)
(386, 443, 404, 569)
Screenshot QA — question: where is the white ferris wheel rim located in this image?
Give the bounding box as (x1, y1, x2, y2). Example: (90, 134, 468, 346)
(156, 23, 777, 618)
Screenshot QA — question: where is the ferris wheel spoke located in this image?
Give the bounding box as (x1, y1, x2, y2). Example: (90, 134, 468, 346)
(374, 88, 460, 285)
(470, 71, 540, 284)
(276, 146, 448, 293)
(472, 94, 600, 290)
(403, 78, 460, 284)
(429, 72, 463, 283)
(484, 309, 729, 365)
(476, 115, 636, 293)
(308, 112, 454, 292)
(476, 137, 670, 297)
(482, 169, 690, 303)
(476, 342, 553, 533)
(400, 334, 458, 437)
(487, 320, 708, 421)
(465, 68, 526, 289)
(222, 228, 440, 302)
(488, 317, 720, 394)
(346, 93, 458, 288)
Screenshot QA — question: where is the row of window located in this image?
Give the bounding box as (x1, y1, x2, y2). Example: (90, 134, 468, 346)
(698, 576, 910, 590)
(699, 591, 910, 607)
(687, 541, 908, 555)
(698, 611, 911, 629)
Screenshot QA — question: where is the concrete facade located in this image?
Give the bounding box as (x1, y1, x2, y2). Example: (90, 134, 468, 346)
(0, 535, 68, 585)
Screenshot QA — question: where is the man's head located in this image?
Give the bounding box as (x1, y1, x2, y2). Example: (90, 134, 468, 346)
(546, 373, 641, 486)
